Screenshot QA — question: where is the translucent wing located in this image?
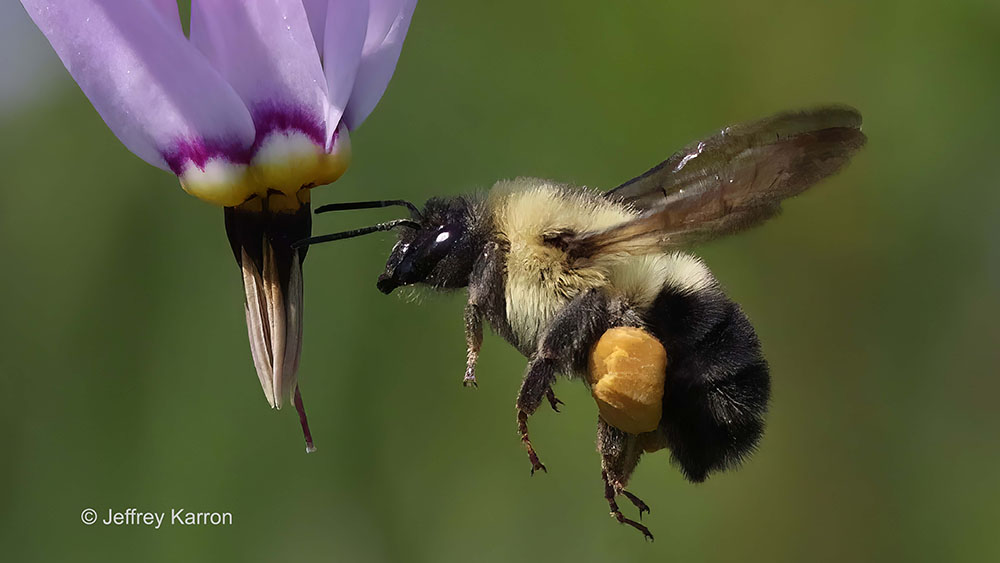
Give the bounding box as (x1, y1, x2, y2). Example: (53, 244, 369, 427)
(564, 106, 866, 261)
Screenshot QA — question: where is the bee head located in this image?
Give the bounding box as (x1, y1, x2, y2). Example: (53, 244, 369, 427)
(377, 197, 476, 294)
(295, 196, 479, 295)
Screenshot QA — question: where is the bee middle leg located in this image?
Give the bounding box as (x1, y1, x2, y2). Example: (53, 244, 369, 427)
(545, 388, 563, 412)
(514, 289, 616, 474)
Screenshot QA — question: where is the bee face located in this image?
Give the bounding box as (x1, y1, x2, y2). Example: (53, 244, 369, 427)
(377, 223, 463, 293)
(376, 197, 477, 294)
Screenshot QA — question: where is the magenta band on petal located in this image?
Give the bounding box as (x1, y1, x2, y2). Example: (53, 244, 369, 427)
(163, 137, 257, 206)
(162, 139, 253, 177)
(249, 102, 327, 154)
(248, 104, 352, 196)
(162, 102, 329, 177)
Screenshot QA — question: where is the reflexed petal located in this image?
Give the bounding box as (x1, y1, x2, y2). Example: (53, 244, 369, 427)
(190, 0, 327, 113)
(21, 0, 256, 199)
(320, 0, 368, 147)
(190, 0, 337, 196)
(364, 0, 411, 48)
(190, 1, 328, 142)
(148, 0, 182, 31)
(301, 0, 328, 57)
(342, 0, 416, 129)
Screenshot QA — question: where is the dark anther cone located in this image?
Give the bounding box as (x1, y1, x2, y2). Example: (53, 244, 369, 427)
(224, 191, 316, 452)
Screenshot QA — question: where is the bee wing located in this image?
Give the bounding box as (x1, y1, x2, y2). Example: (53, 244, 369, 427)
(566, 106, 866, 260)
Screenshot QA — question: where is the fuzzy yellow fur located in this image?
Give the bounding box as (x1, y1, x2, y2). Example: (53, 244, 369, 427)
(489, 178, 715, 351)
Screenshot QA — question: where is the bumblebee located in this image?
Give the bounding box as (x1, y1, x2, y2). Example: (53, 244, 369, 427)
(298, 106, 866, 538)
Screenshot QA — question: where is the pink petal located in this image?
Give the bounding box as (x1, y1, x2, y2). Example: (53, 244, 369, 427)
(190, 0, 330, 147)
(20, 0, 255, 172)
(363, 0, 410, 49)
(342, 0, 416, 130)
(321, 0, 368, 144)
(148, 0, 182, 31)
(301, 0, 328, 56)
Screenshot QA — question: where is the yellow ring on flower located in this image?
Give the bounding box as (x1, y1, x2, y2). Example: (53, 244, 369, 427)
(177, 128, 352, 208)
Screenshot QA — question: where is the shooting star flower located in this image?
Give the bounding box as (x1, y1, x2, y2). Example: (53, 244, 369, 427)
(21, 0, 417, 451)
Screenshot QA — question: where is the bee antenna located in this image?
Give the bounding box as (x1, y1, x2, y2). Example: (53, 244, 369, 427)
(292, 219, 421, 249)
(314, 200, 423, 221)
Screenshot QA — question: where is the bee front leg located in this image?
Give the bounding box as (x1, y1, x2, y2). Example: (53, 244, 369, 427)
(463, 302, 482, 387)
(462, 242, 505, 388)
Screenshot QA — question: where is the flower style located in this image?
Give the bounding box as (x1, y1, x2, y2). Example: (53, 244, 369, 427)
(21, 0, 417, 451)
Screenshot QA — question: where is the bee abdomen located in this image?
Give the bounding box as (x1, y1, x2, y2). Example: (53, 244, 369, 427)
(645, 284, 771, 482)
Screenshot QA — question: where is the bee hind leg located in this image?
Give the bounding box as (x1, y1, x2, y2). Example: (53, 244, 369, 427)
(603, 470, 653, 540)
(621, 490, 650, 517)
(598, 418, 653, 538)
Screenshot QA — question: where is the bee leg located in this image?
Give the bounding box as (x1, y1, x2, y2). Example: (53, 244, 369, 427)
(598, 418, 651, 521)
(463, 302, 482, 387)
(517, 409, 547, 474)
(516, 356, 558, 474)
(463, 242, 506, 387)
(515, 347, 559, 474)
(545, 388, 564, 412)
(621, 490, 651, 517)
(602, 470, 653, 541)
(515, 289, 615, 474)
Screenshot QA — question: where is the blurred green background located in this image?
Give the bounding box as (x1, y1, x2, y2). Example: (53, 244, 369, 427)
(2, 1, 999, 561)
